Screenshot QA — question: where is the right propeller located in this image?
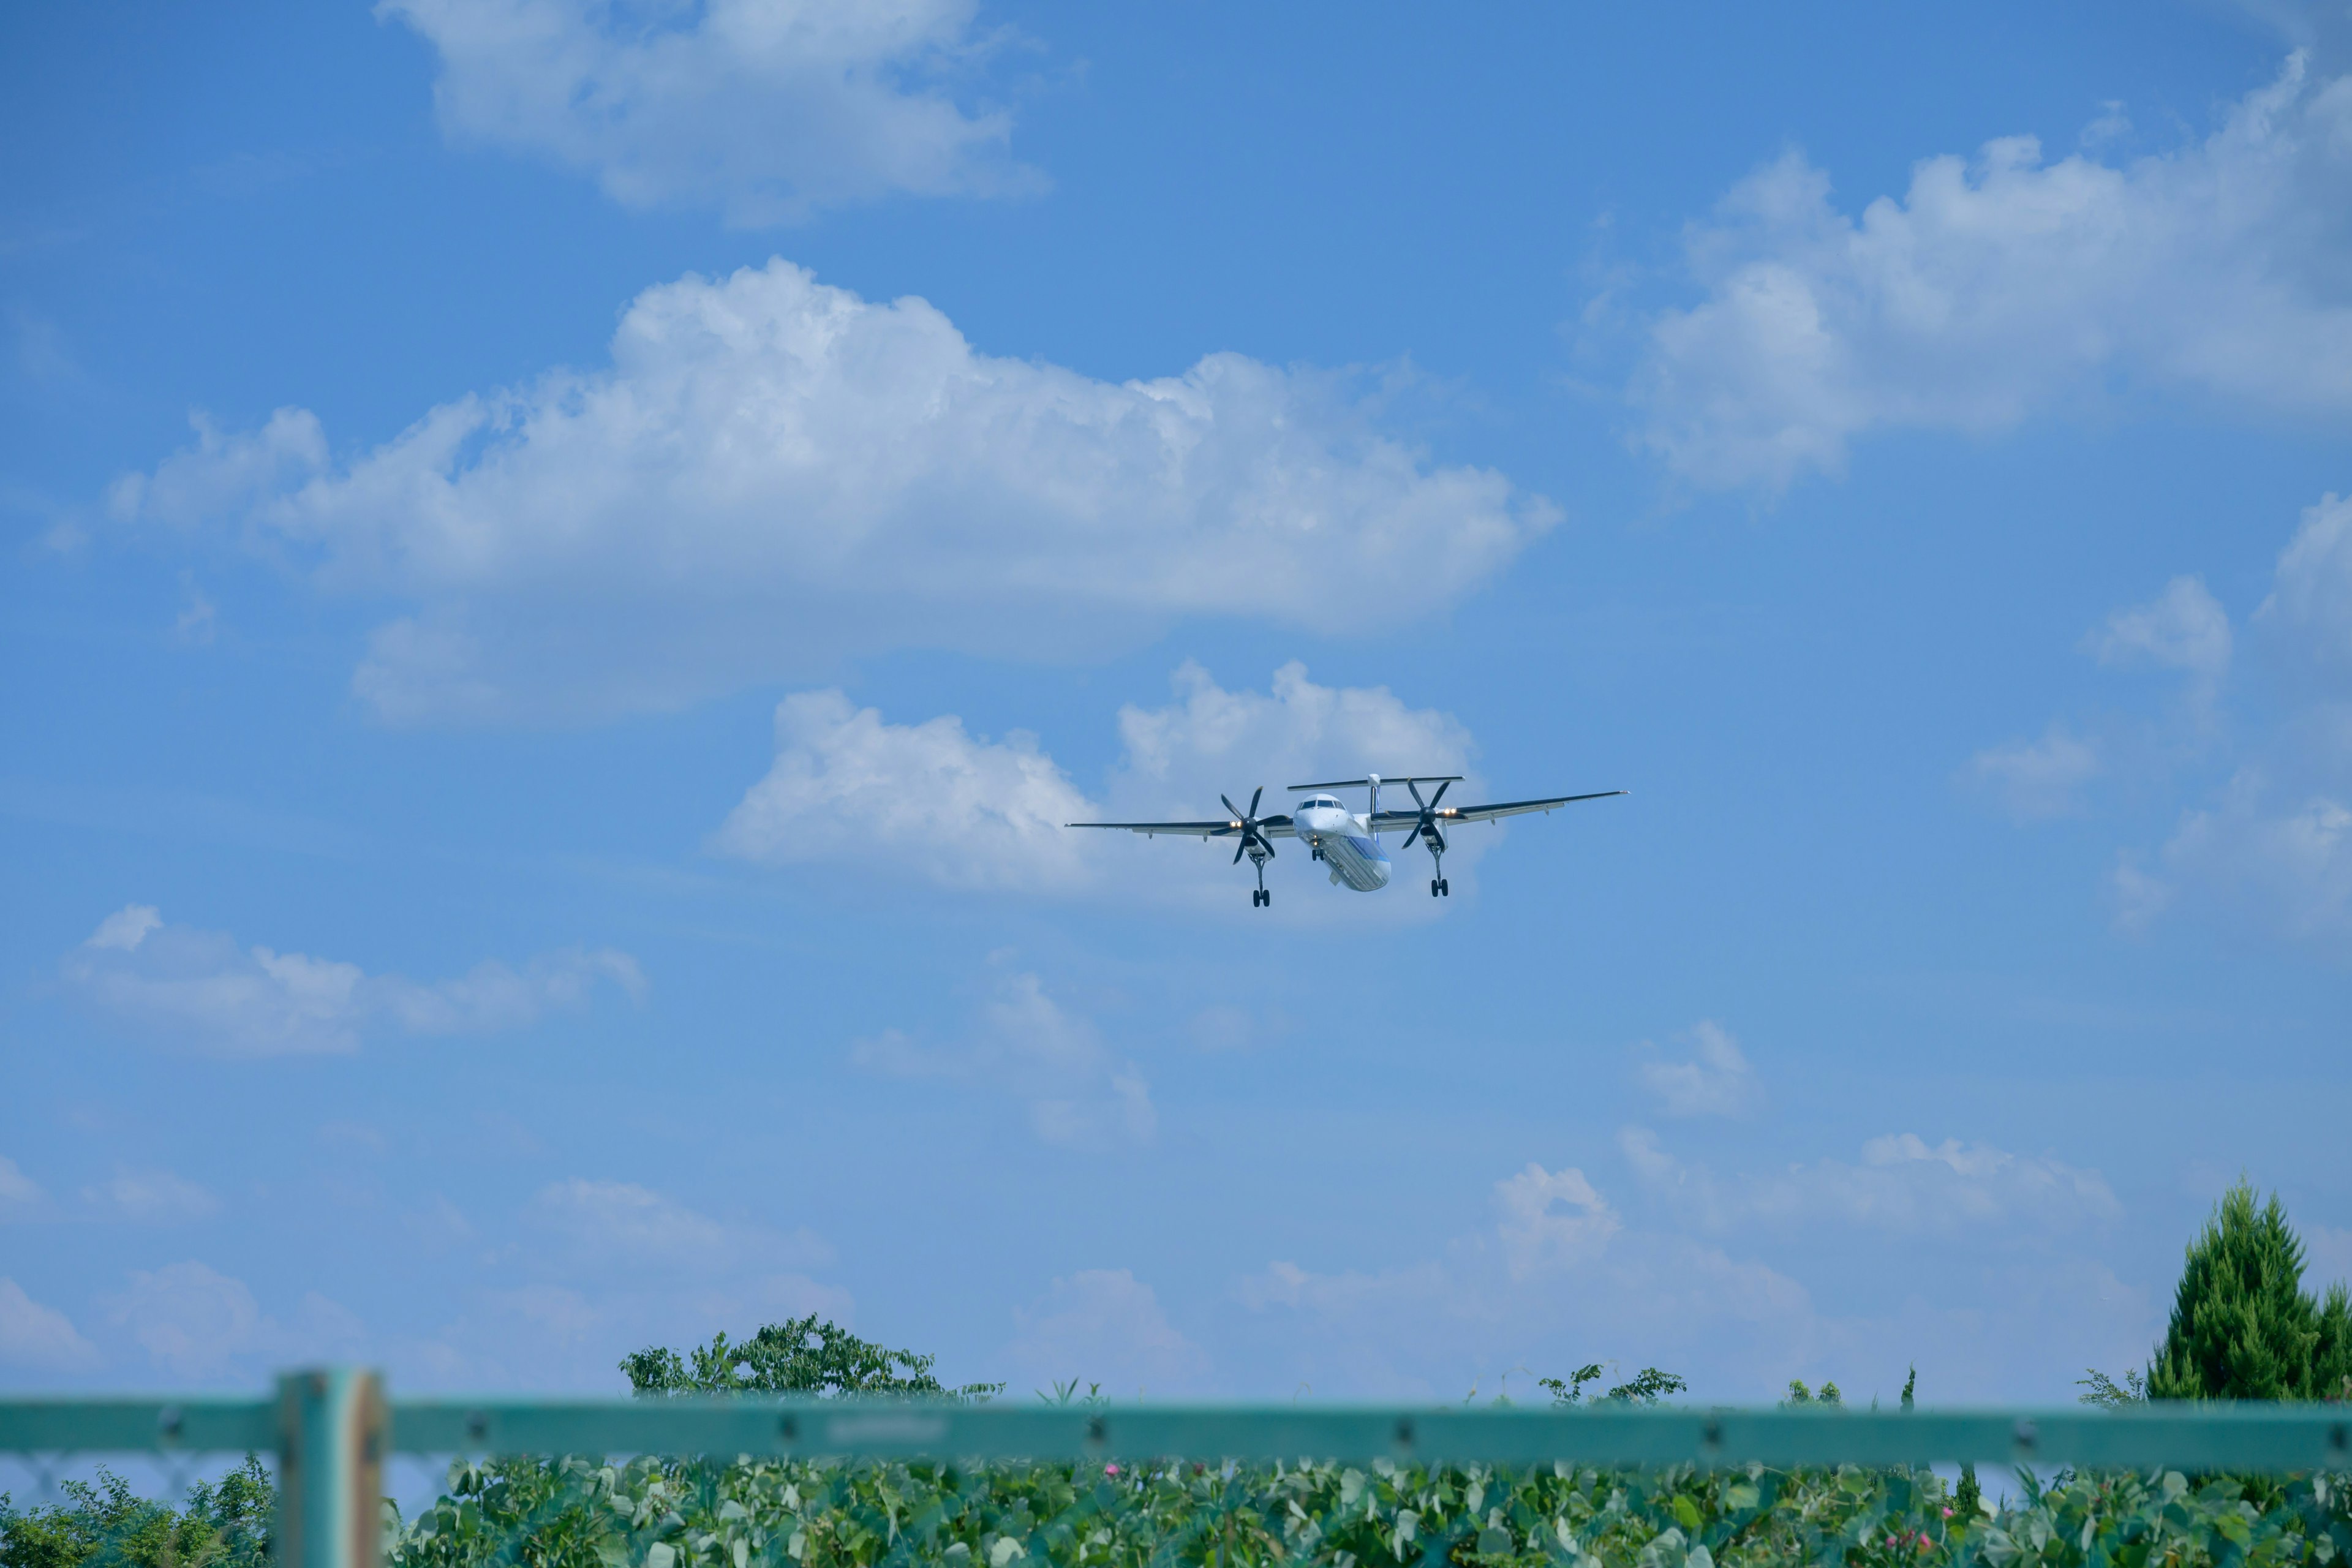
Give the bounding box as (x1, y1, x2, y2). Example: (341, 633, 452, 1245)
(1395, 778, 1452, 853)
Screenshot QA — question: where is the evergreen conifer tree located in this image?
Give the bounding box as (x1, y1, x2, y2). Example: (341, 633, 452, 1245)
(2147, 1181, 2323, 1400)
(2316, 1280, 2352, 1401)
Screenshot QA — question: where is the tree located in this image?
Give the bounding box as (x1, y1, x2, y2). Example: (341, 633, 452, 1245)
(1, 1459, 271, 1568)
(2317, 1280, 2352, 1401)
(1538, 1363, 1687, 1404)
(620, 1314, 1001, 1400)
(2147, 1180, 2329, 1400)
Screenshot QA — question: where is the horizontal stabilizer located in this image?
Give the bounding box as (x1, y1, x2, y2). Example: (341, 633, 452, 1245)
(1287, 775, 1463, 791)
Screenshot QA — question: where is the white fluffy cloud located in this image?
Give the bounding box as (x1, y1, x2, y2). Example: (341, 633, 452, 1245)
(0, 1278, 97, 1370)
(530, 1178, 833, 1270)
(83, 1168, 221, 1223)
(718, 690, 1096, 891)
(2261, 492, 2352, 682)
(2090, 576, 2233, 690)
(1493, 1163, 1621, 1280)
(62, 904, 643, 1055)
(1635, 1020, 1760, 1117)
(104, 1261, 363, 1380)
(1969, 723, 2102, 821)
(720, 660, 1490, 907)
(382, 0, 1038, 224)
(1237, 1159, 1817, 1399)
(2130, 774, 2352, 946)
(0, 1155, 47, 1216)
(1003, 1270, 1211, 1394)
(1631, 53, 2352, 489)
(113, 262, 1553, 724)
(1618, 1126, 2122, 1234)
(853, 967, 1153, 1152)
(2096, 494, 2352, 951)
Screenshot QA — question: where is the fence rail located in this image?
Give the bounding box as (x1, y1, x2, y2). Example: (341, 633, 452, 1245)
(6, 1382, 2350, 1469)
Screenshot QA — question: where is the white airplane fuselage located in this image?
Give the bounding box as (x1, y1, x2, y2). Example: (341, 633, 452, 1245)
(1292, 797, 1392, 892)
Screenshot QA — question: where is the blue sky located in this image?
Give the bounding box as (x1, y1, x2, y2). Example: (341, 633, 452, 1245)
(3, 0, 2349, 1408)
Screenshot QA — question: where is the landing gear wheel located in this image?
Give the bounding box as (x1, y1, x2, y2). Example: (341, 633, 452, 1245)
(1431, 879, 1442, 898)
(1439, 878, 1450, 897)
(1251, 888, 1270, 908)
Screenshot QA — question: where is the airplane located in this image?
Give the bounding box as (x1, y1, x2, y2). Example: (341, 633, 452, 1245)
(1066, 774, 1627, 907)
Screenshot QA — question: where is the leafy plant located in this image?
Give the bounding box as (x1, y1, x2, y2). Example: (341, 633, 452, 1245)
(1537, 1365, 1687, 1405)
(2148, 1181, 2350, 1401)
(1, 1458, 272, 1568)
(621, 1316, 1003, 1403)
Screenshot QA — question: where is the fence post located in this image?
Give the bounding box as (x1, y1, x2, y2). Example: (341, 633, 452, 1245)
(276, 1368, 387, 1568)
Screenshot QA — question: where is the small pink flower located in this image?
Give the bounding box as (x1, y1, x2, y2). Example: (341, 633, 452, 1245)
(1942, 1509, 1952, 1519)
(1104, 1464, 1120, 1477)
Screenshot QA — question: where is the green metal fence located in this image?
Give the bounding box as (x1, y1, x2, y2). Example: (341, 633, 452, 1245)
(4, 1371, 2348, 1568)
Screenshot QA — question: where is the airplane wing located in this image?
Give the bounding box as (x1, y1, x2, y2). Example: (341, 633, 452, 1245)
(1368, 790, 1626, 831)
(1065, 816, 1297, 840)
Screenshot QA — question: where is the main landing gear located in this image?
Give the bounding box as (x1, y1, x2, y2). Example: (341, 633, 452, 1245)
(1219, 785, 1279, 910)
(1397, 778, 1453, 900)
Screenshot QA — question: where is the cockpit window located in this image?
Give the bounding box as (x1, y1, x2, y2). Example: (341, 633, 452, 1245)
(1301, 796, 1338, 810)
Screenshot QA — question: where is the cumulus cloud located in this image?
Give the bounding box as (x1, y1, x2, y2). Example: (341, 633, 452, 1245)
(1969, 723, 2102, 820)
(720, 660, 1488, 907)
(0, 1155, 48, 1216)
(1237, 1159, 1814, 1400)
(1003, 1270, 1211, 1393)
(61, 904, 643, 1055)
(407, 1179, 854, 1387)
(1636, 1020, 1760, 1117)
(2094, 494, 2352, 951)
(83, 1168, 220, 1223)
(529, 1178, 833, 1270)
(717, 690, 1096, 891)
(382, 0, 1039, 224)
(111, 262, 1553, 724)
(104, 1261, 363, 1380)
(1618, 1126, 2122, 1234)
(1493, 1163, 1621, 1280)
(2261, 492, 2352, 681)
(853, 967, 1153, 1152)
(2131, 773, 2352, 949)
(1630, 53, 2352, 490)
(2090, 576, 2233, 689)
(0, 1279, 97, 1370)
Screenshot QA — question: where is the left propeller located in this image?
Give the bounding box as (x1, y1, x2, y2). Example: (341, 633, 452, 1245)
(1221, 787, 1278, 864)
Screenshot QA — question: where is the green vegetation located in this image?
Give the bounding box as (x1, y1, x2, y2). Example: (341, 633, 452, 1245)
(387, 1433, 2350, 1568)
(1, 1459, 271, 1568)
(2081, 1180, 2352, 1406)
(620, 1315, 1003, 1403)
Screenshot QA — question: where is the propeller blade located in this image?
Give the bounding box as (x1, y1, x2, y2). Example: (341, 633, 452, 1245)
(1232, 839, 1246, 864)
(1220, 793, 1242, 821)
(1428, 780, 1450, 809)
(1249, 785, 1264, 816)
(1407, 780, 1427, 809)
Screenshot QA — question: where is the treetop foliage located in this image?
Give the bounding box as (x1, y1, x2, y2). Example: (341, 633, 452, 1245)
(0, 1458, 271, 1568)
(2146, 1181, 2352, 1403)
(621, 1314, 1005, 1403)
(1536, 1365, 1691, 1406)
